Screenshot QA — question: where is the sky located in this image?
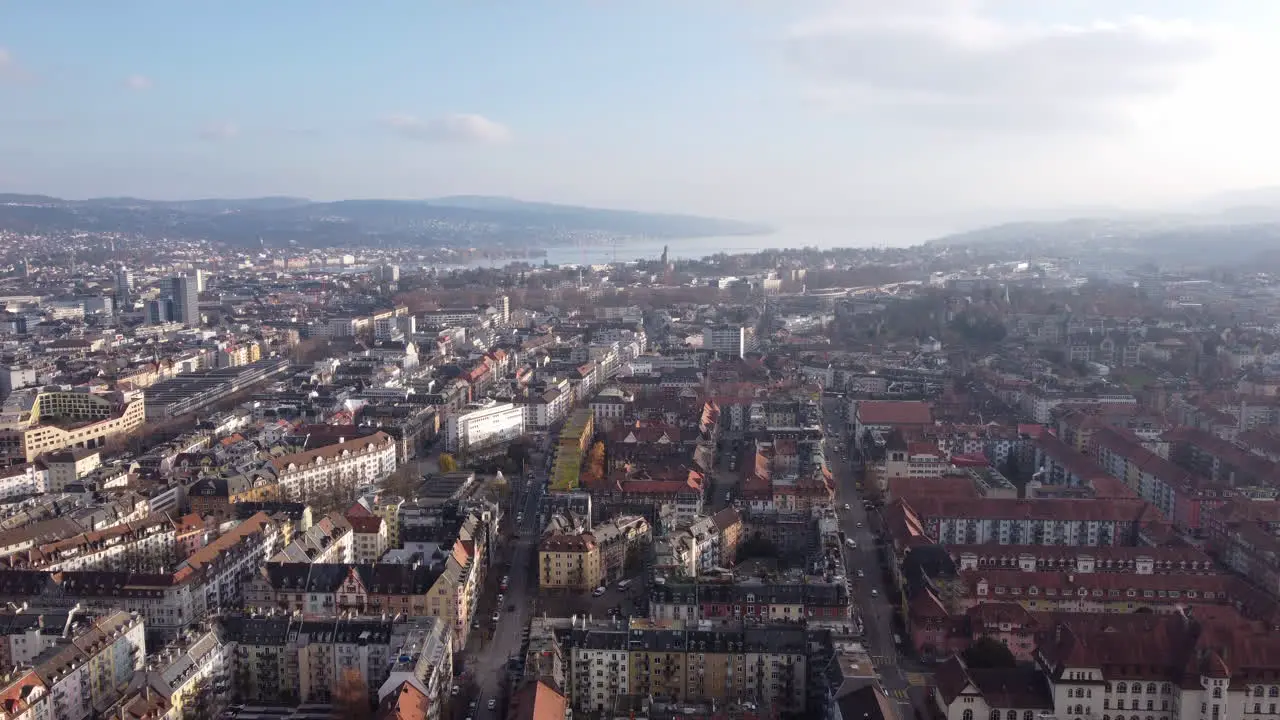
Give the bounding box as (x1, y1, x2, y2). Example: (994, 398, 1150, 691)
(3, 0, 1280, 239)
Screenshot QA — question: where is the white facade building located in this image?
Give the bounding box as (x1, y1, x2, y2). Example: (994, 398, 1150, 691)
(702, 325, 746, 358)
(272, 432, 398, 503)
(445, 401, 525, 453)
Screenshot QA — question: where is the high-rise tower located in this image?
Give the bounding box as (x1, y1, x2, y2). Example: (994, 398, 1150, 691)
(168, 274, 200, 327)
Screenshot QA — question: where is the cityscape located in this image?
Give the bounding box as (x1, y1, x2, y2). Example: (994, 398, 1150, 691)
(5, 3, 1280, 720)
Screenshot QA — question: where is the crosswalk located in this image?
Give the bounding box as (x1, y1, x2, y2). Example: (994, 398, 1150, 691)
(907, 673, 931, 687)
(871, 655, 896, 667)
(889, 688, 910, 700)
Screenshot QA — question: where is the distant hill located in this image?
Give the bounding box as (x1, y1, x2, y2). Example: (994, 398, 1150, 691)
(0, 193, 770, 248)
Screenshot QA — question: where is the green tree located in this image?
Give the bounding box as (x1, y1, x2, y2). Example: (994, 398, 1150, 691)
(963, 636, 1017, 669)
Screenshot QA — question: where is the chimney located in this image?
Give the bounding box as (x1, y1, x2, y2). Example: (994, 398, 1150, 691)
(62, 604, 83, 638)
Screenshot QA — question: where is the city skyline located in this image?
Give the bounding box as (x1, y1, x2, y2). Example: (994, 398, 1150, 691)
(3, 0, 1280, 227)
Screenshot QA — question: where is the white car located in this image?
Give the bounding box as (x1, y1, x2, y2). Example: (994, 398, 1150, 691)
(592, 586, 607, 597)
(857, 569, 865, 578)
(845, 538, 857, 548)
(856, 522, 862, 528)
(871, 589, 879, 598)
(842, 503, 851, 511)
(488, 699, 497, 710)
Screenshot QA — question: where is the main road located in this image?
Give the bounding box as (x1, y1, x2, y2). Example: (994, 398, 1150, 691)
(454, 471, 545, 718)
(823, 396, 930, 718)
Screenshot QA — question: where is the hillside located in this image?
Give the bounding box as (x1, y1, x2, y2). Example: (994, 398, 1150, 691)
(0, 194, 771, 249)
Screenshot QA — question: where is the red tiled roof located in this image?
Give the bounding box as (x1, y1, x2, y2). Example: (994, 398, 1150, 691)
(1035, 431, 1109, 481)
(857, 400, 933, 426)
(347, 515, 383, 534)
(509, 680, 568, 720)
(888, 476, 978, 502)
(902, 495, 1162, 525)
(377, 680, 430, 720)
(959, 567, 1231, 599)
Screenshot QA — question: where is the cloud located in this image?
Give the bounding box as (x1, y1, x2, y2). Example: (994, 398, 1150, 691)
(383, 113, 512, 144)
(784, 0, 1221, 133)
(198, 122, 239, 142)
(125, 74, 152, 91)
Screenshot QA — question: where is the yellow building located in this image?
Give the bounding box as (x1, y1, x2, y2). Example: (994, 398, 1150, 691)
(0, 390, 146, 463)
(539, 532, 603, 591)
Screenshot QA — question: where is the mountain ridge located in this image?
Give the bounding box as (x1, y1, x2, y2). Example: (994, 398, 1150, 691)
(0, 193, 771, 248)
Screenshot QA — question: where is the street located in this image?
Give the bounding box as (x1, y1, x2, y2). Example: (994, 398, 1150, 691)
(824, 396, 932, 718)
(450, 471, 545, 719)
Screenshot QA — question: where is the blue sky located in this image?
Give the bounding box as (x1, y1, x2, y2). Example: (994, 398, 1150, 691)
(2, 1, 1279, 235)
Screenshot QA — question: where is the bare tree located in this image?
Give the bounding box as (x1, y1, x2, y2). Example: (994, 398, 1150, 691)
(332, 667, 373, 720)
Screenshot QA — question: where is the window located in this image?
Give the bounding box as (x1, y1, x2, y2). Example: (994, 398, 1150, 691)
(1118, 683, 1128, 694)
(1147, 701, 1154, 710)
(1214, 689, 1223, 700)
(1147, 684, 1157, 695)
(964, 712, 974, 720)
(991, 710, 1001, 720)
(1009, 711, 1018, 720)
(1025, 713, 1034, 720)
(1271, 688, 1279, 699)
(1254, 704, 1262, 714)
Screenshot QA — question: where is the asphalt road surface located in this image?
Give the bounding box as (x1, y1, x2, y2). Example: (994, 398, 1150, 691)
(455, 473, 545, 718)
(824, 396, 932, 717)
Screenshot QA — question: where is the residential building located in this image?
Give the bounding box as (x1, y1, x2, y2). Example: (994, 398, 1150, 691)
(270, 432, 397, 503)
(0, 390, 146, 464)
(539, 533, 602, 591)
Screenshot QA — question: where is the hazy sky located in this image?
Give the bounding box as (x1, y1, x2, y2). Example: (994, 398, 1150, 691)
(2, 0, 1279, 229)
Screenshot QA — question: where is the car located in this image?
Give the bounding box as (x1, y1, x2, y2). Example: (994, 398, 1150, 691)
(856, 569, 865, 578)
(469, 699, 478, 711)
(845, 538, 857, 548)
(502, 575, 510, 584)
(856, 522, 863, 528)
(497, 594, 505, 604)
(491, 612, 500, 622)
(592, 586, 607, 597)
(488, 699, 497, 710)
(870, 589, 879, 598)
(842, 503, 851, 511)
(451, 685, 460, 696)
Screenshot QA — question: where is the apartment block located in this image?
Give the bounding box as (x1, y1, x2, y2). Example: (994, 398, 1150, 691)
(560, 619, 809, 715)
